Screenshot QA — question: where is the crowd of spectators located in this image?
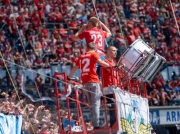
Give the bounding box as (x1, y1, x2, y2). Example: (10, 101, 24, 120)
(0, 89, 59, 134)
(1, 0, 179, 69)
(0, 0, 180, 133)
(0, 0, 179, 69)
(147, 71, 180, 106)
(0, 81, 94, 134)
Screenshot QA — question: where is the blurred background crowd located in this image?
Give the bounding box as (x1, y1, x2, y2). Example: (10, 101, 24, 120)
(0, 0, 180, 133)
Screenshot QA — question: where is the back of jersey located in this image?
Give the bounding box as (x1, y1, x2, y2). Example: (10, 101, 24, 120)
(78, 28, 107, 56)
(76, 51, 100, 84)
(89, 28, 107, 56)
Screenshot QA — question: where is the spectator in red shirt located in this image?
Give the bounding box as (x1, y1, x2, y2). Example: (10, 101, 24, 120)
(58, 23, 68, 39)
(38, 6, 46, 22)
(56, 43, 64, 58)
(13, 49, 23, 65)
(33, 56, 44, 68)
(154, 76, 163, 91)
(141, 25, 151, 41)
(7, 17, 17, 47)
(101, 46, 118, 127)
(156, 28, 165, 41)
(43, 57, 50, 69)
(64, 39, 72, 54)
(68, 17, 79, 31)
(68, 30, 75, 42)
(126, 30, 136, 45)
(68, 42, 110, 129)
(0, 7, 6, 25)
(71, 52, 80, 65)
(31, 13, 41, 30)
(15, 70, 22, 89)
(133, 23, 141, 38)
(41, 24, 49, 39)
(130, 1, 138, 14)
(75, 17, 112, 57)
(51, 26, 60, 39)
(48, 7, 62, 22)
(150, 88, 160, 106)
(160, 88, 171, 106)
(48, 8, 54, 22)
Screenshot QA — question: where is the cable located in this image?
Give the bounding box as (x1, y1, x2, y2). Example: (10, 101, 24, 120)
(0, 58, 150, 114)
(91, 0, 110, 48)
(4, 3, 43, 133)
(0, 51, 36, 134)
(169, 0, 180, 36)
(91, 0, 128, 49)
(9, 3, 44, 105)
(112, 0, 128, 49)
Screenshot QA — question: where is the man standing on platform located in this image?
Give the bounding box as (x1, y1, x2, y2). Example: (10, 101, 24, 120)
(101, 46, 118, 127)
(75, 17, 112, 77)
(68, 42, 110, 129)
(75, 17, 112, 57)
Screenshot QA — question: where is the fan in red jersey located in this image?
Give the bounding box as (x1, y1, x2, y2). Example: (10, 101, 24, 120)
(101, 46, 118, 128)
(68, 42, 110, 129)
(75, 17, 112, 56)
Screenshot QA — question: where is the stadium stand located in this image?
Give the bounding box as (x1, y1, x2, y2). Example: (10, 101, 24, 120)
(0, 0, 180, 133)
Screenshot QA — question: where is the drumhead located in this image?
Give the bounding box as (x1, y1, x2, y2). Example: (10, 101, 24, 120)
(118, 38, 166, 82)
(129, 38, 153, 54)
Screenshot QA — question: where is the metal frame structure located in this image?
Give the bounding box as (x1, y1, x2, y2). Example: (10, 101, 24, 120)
(53, 57, 148, 134)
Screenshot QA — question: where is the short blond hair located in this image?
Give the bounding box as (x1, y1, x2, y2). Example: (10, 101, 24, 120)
(107, 46, 117, 51)
(89, 17, 99, 27)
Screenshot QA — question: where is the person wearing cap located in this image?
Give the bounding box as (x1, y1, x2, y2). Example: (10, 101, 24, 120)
(68, 42, 110, 129)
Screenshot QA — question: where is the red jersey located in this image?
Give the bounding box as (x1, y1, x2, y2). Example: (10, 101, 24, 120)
(78, 27, 107, 55)
(76, 51, 100, 84)
(101, 59, 118, 87)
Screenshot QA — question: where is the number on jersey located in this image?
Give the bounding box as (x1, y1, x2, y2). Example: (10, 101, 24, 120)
(81, 58, 90, 73)
(91, 34, 102, 47)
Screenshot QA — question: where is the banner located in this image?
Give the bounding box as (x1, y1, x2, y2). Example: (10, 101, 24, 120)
(114, 88, 151, 134)
(0, 113, 22, 134)
(150, 109, 180, 125)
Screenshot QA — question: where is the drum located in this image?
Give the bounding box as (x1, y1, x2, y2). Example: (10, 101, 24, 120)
(118, 38, 166, 82)
(140, 53, 166, 82)
(118, 38, 154, 77)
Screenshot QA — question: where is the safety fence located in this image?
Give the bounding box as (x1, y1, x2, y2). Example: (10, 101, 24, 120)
(0, 63, 80, 90)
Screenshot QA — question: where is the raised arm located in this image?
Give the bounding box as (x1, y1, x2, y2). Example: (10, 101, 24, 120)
(99, 21, 112, 38)
(74, 24, 87, 41)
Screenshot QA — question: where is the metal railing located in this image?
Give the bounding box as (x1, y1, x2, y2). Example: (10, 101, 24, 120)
(0, 62, 80, 90)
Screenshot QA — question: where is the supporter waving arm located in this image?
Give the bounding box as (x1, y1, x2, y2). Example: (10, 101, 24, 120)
(99, 21, 112, 38)
(74, 24, 87, 41)
(34, 105, 45, 119)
